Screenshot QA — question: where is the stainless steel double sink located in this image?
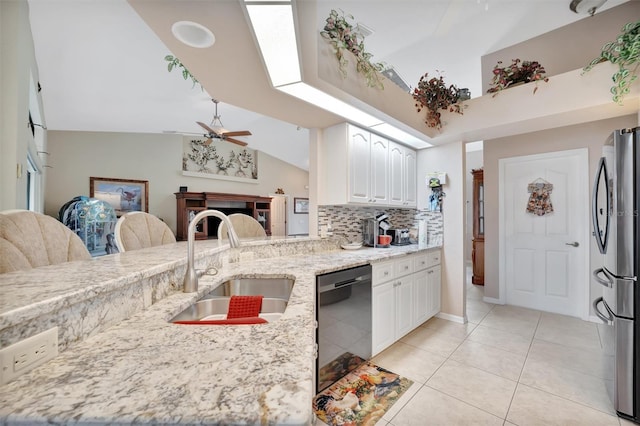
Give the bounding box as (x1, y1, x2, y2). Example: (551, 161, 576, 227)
(170, 277, 294, 324)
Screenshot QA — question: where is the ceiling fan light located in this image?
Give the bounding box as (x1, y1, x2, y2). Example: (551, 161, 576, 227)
(171, 21, 215, 48)
(569, 0, 607, 15)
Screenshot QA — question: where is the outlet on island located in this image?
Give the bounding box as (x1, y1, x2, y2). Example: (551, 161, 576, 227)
(0, 327, 59, 385)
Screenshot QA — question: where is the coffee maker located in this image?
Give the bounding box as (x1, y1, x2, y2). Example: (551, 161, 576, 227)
(363, 213, 391, 247)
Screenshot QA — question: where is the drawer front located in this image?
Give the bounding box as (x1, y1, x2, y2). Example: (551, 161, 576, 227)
(395, 257, 414, 277)
(414, 254, 430, 271)
(372, 261, 395, 284)
(426, 250, 442, 268)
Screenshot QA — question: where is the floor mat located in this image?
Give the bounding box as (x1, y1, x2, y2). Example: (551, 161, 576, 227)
(318, 352, 367, 393)
(313, 361, 414, 426)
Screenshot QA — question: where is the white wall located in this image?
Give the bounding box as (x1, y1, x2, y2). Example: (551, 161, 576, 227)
(44, 130, 309, 234)
(418, 141, 466, 321)
(465, 147, 483, 263)
(0, 1, 46, 211)
(483, 115, 638, 308)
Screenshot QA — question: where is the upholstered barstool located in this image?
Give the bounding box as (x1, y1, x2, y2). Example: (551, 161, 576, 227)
(114, 211, 176, 252)
(217, 213, 266, 240)
(0, 210, 91, 274)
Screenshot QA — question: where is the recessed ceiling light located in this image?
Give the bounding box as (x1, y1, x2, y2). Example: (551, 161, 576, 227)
(171, 21, 215, 48)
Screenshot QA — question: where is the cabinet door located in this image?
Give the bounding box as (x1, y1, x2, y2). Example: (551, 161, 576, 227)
(370, 134, 389, 204)
(388, 142, 404, 205)
(426, 265, 442, 318)
(412, 269, 429, 327)
(372, 281, 396, 355)
(348, 127, 371, 204)
(395, 275, 414, 339)
(404, 148, 417, 207)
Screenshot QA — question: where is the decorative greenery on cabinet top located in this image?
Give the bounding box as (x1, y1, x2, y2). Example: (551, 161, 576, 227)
(583, 20, 640, 105)
(320, 9, 386, 90)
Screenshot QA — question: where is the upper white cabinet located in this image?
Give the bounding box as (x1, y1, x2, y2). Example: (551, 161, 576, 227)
(320, 123, 416, 207)
(388, 141, 417, 207)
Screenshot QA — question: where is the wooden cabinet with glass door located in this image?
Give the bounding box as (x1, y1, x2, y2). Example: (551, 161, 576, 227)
(471, 168, 484, 285)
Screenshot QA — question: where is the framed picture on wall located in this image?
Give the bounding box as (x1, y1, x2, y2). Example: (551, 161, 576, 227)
(90, 177, 149, 217)
(294, 197, 309, 214)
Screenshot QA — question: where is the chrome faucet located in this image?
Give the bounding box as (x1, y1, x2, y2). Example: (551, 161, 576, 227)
(183, 209, 240, 293)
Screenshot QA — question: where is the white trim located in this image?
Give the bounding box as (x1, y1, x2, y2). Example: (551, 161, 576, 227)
(483, 296, 503, 305)
(182, 170, 260, 184)
(499, 148, 590, 320)
(436, 312, 466, 324)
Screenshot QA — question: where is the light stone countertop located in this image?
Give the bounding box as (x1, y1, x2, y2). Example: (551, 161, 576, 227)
(0, 239, 440, 425)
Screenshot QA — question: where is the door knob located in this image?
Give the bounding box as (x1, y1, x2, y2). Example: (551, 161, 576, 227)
(566, 241, 579, 247)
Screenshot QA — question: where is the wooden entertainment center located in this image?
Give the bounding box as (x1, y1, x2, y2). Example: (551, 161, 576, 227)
(174, 191, 272, 241)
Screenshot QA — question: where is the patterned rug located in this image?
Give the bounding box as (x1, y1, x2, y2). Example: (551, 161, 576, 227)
(313, 361, 414, 426)
(318, 352, 367, 393)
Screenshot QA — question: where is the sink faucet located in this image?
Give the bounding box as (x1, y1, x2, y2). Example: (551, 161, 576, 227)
(183, 209, 240, 293)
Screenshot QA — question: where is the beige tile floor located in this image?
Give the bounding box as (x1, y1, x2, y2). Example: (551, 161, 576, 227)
(317, 270, 638, 426)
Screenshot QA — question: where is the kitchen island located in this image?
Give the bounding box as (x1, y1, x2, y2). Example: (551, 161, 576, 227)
(0, 237, 440, 425)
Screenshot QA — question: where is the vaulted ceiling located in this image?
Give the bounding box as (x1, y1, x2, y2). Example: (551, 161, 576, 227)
(27, 0, 628, 171)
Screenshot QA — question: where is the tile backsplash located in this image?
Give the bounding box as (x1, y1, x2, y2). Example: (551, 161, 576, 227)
(318, 205, 443, 244)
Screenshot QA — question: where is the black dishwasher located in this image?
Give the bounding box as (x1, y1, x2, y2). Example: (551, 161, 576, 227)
(316, 264, 372, 393)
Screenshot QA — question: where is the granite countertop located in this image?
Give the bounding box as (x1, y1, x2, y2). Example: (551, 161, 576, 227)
(0, 239, 440, 425)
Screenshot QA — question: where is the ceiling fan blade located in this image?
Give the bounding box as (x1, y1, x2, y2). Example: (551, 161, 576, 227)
(196, 121, 218, 135)
(224, 137, 248, 147)
(223, 130, 252, 137)
(203, 137, 213, 146)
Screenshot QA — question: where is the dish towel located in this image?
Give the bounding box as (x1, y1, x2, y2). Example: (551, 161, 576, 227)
(227, 295, 264, 319)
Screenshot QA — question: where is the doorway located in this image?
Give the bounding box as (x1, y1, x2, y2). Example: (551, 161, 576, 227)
(499, 149, 589, 319)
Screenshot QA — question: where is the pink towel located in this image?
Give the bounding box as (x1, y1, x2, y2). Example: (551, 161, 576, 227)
(227, 295, 263, 319)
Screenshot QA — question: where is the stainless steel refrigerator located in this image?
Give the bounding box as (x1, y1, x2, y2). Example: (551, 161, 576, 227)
(592, 126, 640, 423)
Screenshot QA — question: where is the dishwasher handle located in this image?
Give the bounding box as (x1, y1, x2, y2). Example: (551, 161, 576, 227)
(318, 275, 371, 294)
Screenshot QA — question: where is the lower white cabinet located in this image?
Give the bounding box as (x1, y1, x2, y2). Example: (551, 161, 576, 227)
(372, 250, 441, 356)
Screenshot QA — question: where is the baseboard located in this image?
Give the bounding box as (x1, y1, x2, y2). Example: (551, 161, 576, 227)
(436, 312, 466, 324)
(482, 296, 503, 305)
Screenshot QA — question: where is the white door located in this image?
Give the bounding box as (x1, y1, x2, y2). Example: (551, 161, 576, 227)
(270, 195, 287, 237)
(500, 149, 589, 318)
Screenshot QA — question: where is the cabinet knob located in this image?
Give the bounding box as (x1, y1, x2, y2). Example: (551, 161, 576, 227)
(404, 266, 409, 270)
(384, 271, 389, 276)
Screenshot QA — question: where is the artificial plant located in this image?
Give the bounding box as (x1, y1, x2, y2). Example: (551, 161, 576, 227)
(412, 72, 465, 130)
(320, 9, 385, 89)
(486, 59, 549, 96)
(165, 55, 201, 89)
(583, 20, 640, 105)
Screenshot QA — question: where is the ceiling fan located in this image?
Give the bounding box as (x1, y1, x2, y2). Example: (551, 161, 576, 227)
(195, 99, 252, 147)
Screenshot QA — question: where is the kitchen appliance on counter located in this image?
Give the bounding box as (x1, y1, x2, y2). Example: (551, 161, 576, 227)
(363, 213, 391, 247)
(316, 264, 372, 393)
(592, 127, 640, 424)
(389, 228, 411, 245)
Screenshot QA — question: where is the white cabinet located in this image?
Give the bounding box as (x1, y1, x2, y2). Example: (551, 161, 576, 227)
(372, 249, 441, 355)
(320, 122, 415, 207)
(372, 278, 396, 353)
(389, 141, 417, 207)
(369, 133, 390, 204)
(347, 127, 372, 203)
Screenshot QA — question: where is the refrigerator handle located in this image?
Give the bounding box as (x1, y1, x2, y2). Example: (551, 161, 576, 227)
(593, 297, 614, 325)
(592, 268, 613, 288)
